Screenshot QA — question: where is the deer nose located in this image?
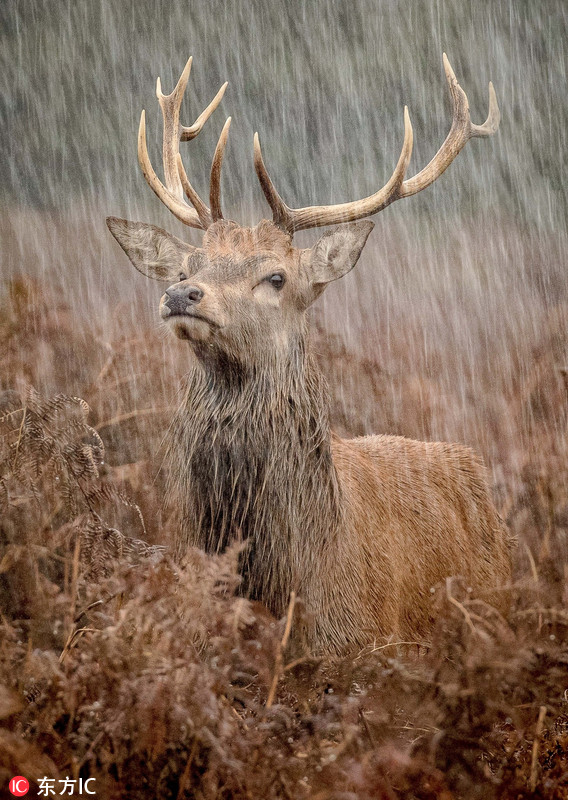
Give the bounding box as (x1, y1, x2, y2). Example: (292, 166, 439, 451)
(164, 284, 204, 314)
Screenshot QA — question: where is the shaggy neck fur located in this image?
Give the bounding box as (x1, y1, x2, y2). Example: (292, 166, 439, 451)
(166, 337, 343, 618)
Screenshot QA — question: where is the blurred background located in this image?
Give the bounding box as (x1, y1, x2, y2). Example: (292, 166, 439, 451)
(1, 0, 567, 560)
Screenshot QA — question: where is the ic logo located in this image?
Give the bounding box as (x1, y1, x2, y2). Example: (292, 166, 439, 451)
(9, 776, 29, 796)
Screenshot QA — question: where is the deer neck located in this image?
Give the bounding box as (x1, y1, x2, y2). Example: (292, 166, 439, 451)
(166, 339, 342, 614)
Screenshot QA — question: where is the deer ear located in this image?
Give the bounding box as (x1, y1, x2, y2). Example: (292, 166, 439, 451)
(106, 217, 196, 281)
(307, 221, 374, 296)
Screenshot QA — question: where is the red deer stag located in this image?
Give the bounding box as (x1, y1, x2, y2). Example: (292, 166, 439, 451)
(107, 55, 511, 653)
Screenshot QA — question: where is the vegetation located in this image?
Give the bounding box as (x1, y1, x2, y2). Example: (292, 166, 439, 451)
(0, 270, 567, 799)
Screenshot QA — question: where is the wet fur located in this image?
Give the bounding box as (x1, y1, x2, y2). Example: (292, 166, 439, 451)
(110, 218, 512, 654)
(167, 310, 511, 652)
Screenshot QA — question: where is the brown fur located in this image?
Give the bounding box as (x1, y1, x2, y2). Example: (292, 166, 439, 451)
(203, 219, 294, 259)
(107, 217, 512, 654)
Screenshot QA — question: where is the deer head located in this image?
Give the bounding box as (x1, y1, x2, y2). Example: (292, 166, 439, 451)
(107, 55, 499, 368)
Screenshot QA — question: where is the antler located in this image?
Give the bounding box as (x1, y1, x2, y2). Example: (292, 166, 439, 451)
(254, 54, 500, 234)
(138, 57, 230, 230)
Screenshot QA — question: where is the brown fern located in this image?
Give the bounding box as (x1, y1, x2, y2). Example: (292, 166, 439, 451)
(0, 387, 157, 582)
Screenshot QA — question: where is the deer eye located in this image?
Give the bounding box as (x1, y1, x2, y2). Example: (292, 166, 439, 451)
(266, 273, 285, 290)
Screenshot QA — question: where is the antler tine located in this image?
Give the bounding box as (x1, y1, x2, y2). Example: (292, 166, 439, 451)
(399, 53, 500, 199)
(253, 132, 294, 231)
(155, 57, 193, 201)
(138, 57, 229, 230)
(176, 153, 213, 228)
(255, 54, 499, 234)
(138, 110, 203, 229)
(255, 108, 413, 234)
(471, 80, 500, 137)
(210, 117, 232, 221)
(181, 82, 228, 141)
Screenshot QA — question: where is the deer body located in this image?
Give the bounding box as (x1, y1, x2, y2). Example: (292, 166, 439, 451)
(107, 56, 511, 652)
(168, 311, 510, 652)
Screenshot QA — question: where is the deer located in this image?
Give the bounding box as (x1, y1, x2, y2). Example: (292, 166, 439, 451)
(107, 55, 511, 653)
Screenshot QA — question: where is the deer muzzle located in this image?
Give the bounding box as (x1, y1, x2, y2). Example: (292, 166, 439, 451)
(162, 284, 204, 317)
